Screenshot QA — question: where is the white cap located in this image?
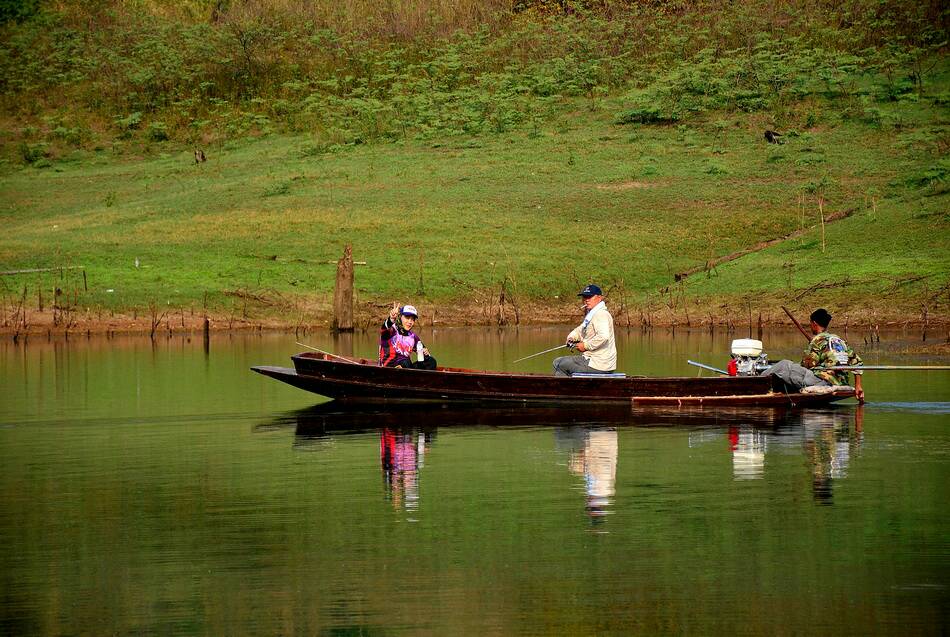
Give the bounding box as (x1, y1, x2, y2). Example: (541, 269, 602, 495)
(401, 305, 418, 317)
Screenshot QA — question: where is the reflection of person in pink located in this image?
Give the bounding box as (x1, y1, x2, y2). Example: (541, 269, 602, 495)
(380, 428, 427, 511)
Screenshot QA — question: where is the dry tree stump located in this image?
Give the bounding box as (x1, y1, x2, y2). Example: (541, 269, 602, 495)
(332, 245, 354, 332)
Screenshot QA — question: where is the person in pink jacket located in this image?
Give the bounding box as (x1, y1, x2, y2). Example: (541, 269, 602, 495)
(378, 302, 437, 370)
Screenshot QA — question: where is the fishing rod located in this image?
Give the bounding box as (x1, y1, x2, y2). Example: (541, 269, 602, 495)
(512, 344, 572, 364)
(687, 360, 729, 375)
(825, 365, 950, 371)
(295, 341, 358, 364)
(781, 305, 811, 342)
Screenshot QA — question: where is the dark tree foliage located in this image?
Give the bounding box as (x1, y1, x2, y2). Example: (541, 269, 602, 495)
(0, 0, 945, 153)
(0, 0, 40, 24)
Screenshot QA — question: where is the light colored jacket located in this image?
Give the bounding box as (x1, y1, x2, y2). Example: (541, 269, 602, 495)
(567, 307, 617, 371)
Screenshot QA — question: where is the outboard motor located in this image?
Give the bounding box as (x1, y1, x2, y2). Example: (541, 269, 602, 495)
(729, 339, 771, 376)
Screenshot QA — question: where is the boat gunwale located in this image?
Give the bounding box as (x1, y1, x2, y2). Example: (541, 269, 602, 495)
(290, 352, 768, 383)
(253, 364, 856, 405)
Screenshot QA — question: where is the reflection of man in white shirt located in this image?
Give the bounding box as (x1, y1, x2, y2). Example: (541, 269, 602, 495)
(559, 427, 617, 517)
(583, 429, 618, 513)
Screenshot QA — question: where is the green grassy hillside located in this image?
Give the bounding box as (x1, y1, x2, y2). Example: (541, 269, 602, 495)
(0, 0, 947, 330)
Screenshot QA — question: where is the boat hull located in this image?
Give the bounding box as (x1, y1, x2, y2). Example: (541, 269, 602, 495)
(252, 353, 855, 407)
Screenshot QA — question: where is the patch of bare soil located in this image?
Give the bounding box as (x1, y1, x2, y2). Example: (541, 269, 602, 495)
(595, 180, 658, 191)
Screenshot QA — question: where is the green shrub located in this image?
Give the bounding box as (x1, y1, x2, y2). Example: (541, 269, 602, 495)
(615, 44, 888, 126)
(115, 111, 143, 135)
(905, 158, 950, 189)
(18, 141, 47, 163)
(0, 1, 943, 150)
(263, 181, 291, 196)
(0, 0, 40, 24)
(617, 104, 678, 125)
(147, 122, 170, 141)
(51, 125, 87, 146)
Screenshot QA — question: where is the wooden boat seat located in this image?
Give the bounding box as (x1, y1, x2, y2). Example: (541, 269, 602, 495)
(571, 372, 628, 378)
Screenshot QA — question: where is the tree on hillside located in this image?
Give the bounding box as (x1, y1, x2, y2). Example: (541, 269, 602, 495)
(0, 0, 40, 24)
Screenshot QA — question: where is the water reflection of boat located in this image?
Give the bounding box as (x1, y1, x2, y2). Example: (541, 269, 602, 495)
(719, 407, 863, 500)
(260, 403, 864, 518)
(257, 400, 805, 438)
(252, 352, 856, 406)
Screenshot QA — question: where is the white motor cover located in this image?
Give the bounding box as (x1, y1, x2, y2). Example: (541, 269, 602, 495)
(731, 339, 763, 357)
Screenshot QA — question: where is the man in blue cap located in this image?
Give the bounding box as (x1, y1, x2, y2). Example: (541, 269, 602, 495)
(553, 284, 617, 376)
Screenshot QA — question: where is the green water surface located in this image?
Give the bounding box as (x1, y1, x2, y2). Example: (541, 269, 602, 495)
(1, 329, 947, 635)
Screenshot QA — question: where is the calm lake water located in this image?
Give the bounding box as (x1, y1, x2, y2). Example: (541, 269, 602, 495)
(1, 327, 948, 635)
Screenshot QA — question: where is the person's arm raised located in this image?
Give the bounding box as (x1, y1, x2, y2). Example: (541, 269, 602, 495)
(385, 301, 400, 328)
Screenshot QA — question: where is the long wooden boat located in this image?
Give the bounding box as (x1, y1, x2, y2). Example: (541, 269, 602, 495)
(252, 352, 856, 407)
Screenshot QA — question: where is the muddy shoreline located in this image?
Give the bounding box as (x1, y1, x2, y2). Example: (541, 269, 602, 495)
(4, 299, 948, 337)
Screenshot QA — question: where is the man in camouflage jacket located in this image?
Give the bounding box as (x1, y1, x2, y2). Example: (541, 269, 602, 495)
(764, 308, 865, 403)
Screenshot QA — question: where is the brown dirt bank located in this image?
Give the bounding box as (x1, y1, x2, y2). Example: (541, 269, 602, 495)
(3, 296, 948, 340)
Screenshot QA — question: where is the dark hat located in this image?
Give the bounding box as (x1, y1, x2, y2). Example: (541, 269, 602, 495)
(577, 284, 603, 297)
(809, 308, 832, 328)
